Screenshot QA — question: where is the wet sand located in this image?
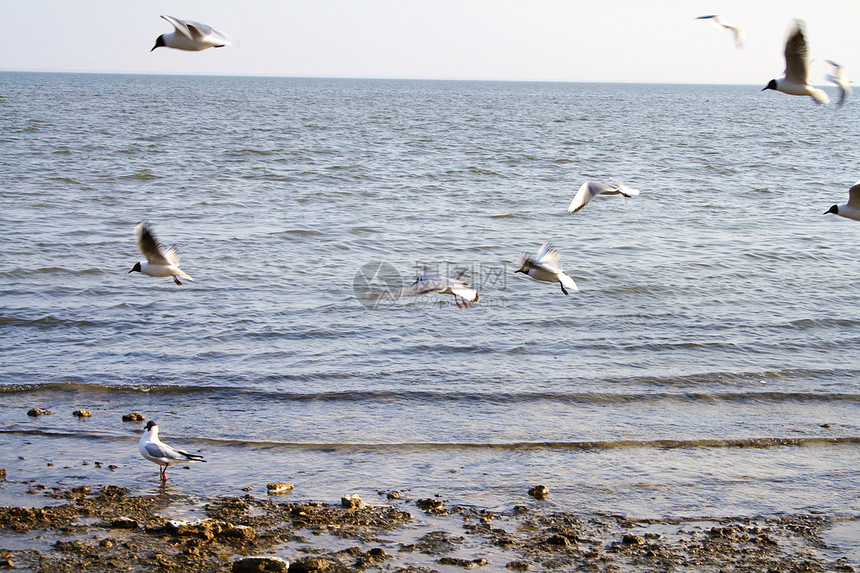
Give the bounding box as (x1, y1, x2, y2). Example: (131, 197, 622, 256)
(0, 476, 857, 572)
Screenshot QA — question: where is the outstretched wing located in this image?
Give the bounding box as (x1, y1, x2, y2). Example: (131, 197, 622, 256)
(569, 181, 612, 213)
(783, 22, 809, 85)
(847, 181, 860, 210)
(534, 242, 564, 273)
(135, 222, 170, 266)
(160, 15, 194, 40)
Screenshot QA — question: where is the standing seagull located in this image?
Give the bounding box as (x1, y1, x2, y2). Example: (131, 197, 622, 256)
(129, 221, 194, 286)
(696, 15, 744, 49)
(826, 60, 852, 109)
(824, 180, 860, 221)
(152, 15, 233, 52)
(762, 21, 830, 105)
(397, 274, 480, 309)
(139, 421, 207, 482)
(515, 243, 578, 295)
(568, 178, 640, 214)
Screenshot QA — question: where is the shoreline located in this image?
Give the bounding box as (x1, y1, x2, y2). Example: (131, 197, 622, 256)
(0, 477, 857, 572)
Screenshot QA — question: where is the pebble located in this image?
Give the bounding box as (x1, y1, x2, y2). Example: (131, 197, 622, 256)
(121, 412, 145, 422)
(0, 469, 6, 479)
(231, 555, 289, 573)
(341, 494, 363, 509)
(527, 485, 548, 500)
(72, 410, 92, 418)
(416, 498, 445, 511)
(506, 561, 530, 571)
(266, 483, 294, 494)
(27, 408, 51, 417)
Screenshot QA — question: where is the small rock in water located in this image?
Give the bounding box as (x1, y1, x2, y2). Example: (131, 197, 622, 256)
(0, 469, 6, 479)
(231, 555, 289, 572)
(416, 498, 445, 511)
(266, 482, 294, 494)
(121, 412, 145, 422)
(27, 408, 51, 417)
(507, 561, 531, 571)
(341, 493, 363, 509)
(72, 410, 92, 418)
(528, 485, 548, 499)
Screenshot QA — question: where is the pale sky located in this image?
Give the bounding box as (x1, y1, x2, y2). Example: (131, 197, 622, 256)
(1, 0, 858, 85)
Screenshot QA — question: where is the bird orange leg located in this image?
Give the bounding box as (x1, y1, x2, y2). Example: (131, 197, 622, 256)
(173, 276, 183, 286)
(160, 466, 167, 481)
(560, 284, 569, 296)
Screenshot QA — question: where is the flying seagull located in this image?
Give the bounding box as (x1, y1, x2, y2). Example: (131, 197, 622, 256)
(152, 15, 233, 52)
(824, 180, 860, 221)
(397, 274, 480, 309)
(826, 60, 852, 109)
(762, 21, 830, 105)
(515, 243, 578, 295)
(696, 15, 744, 49)
(138, 421, 206, 482)
(568, 178, 640, 214)
(128, 221, 194, 286)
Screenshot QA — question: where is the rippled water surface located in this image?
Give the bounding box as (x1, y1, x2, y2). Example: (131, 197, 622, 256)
(1, 72, 858, 519)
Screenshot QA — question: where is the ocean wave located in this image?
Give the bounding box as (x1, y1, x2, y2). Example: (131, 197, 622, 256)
(1, 427, 856, 451)
(1, 381, 856, 406)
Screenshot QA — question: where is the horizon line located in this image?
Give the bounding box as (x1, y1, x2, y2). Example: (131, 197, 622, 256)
(0, 68, 768, 87)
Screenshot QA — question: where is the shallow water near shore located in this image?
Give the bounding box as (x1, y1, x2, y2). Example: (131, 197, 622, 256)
(1, 73, 859, 534)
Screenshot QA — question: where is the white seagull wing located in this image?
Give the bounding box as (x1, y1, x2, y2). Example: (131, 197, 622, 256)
(162, 245, 181, 266)
(607, 178, 640, 197)
(534, 242, 564, 273)
(783, 22, 810, 85)
(568, 181, 611, 213)
(134, 222, 170, 266)
(160, 15, 194, 40)
(398, 278, 442, 297)
(729, 25, 744, 49)
(847, 180, 860, 210)
(144, 441, 186, 462)
(186, 20, 233, 45)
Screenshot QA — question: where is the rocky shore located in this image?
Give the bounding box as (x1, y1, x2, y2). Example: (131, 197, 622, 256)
(0, 480, 856, 572)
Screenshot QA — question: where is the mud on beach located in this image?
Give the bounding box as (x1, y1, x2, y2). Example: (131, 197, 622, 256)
(0, 482, 857, 572)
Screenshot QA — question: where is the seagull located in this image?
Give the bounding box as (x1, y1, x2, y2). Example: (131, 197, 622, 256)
(151, 15, 233, 52)
(568, 178, 640, 214)
(762, 21, 830, 105)
(824, 180, 860, 221)
(139, 421, 206, 482)
(696, 15, 744, 49)
(128, 221, 194, 286)
(397, 274, 480, 309)
(826, 60, 852, 109)
(515, 243, 578, 296)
